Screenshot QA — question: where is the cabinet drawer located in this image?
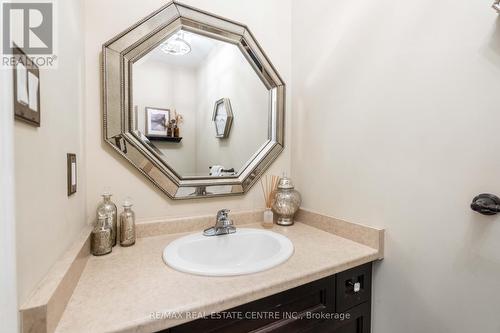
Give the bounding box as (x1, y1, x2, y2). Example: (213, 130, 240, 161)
(168, 275, 335, 333)
(335, 263, 372, 313)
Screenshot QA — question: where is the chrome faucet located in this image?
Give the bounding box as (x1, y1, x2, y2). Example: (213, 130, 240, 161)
(203, 209, 236, 236)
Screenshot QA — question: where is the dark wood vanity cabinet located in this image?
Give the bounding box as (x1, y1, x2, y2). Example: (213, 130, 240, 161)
(163, 262, 372, 333)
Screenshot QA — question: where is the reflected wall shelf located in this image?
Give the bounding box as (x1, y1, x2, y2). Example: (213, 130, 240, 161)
(147, 137, 183, 143)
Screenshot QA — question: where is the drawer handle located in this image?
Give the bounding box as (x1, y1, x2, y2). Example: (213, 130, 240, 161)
(347, 281, 361, 293)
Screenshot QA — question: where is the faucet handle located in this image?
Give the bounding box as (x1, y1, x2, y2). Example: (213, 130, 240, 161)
(216, 209, 233, 228)
(204, 209, 236, 236)
(217, 209, 230, 220)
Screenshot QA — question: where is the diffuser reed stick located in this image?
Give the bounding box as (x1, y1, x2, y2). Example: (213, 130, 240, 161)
(261, 175, 279, 209)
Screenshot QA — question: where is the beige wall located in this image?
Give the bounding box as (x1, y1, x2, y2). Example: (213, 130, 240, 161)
(291, 0, 500, 332)
(14, 0, 86, 305)
(84, 0, 292, 221)
(134, 41, 269, 177)
(133, 59, 198, 174)
(1, 52, 19, 332)
(195, 43, 269, 174)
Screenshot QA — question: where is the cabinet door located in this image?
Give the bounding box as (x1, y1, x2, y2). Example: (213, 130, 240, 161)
(336, 263, 372, 313)
(334, 302, 371, 333)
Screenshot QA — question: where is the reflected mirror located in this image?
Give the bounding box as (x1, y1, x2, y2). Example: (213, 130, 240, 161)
(102, 1, 285, 199)
(131, 30, 268, 177)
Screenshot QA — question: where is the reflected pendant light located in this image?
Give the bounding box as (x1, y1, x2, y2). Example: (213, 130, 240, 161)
(161, 31, 191, 56)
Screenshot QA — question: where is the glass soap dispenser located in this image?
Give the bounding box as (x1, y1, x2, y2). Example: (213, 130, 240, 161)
(119, 199, 136, 247)
(96, 193, 118, 246)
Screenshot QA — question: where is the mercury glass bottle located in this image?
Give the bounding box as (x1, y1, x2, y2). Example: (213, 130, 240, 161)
(97, 193, 118, 246)
(119, 200, 136, 247)
(91, 213, 113, 256)
(272, 177, 302, 226)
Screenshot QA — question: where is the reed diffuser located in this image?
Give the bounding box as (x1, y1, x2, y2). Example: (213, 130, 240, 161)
(260, 175, 279, 228)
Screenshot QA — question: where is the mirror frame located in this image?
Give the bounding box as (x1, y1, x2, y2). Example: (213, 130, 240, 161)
(102, 1, 285, 199)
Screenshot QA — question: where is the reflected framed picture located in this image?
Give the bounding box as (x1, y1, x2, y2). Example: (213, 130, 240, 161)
(145, 107, 170, 138)
(13, 45, 41, 127)
(212, 98, 233, 138)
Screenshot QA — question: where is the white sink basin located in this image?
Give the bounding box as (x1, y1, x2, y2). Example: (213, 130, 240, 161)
(163, 228, 294, 276)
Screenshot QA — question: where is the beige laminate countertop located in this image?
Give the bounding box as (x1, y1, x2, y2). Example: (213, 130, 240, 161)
(55, 222, 381, 333)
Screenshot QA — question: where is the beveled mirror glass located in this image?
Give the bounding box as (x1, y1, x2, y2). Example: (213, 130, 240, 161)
(102, 1, 285, 199)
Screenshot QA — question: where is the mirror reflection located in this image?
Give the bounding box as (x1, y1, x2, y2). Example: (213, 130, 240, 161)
(132, 30, 270, 178)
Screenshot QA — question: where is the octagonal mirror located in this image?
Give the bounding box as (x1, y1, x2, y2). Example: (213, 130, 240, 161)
(102, 1, 285, 199)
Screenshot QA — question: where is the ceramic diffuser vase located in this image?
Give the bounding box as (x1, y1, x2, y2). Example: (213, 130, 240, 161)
(272, 176, 302, 226)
